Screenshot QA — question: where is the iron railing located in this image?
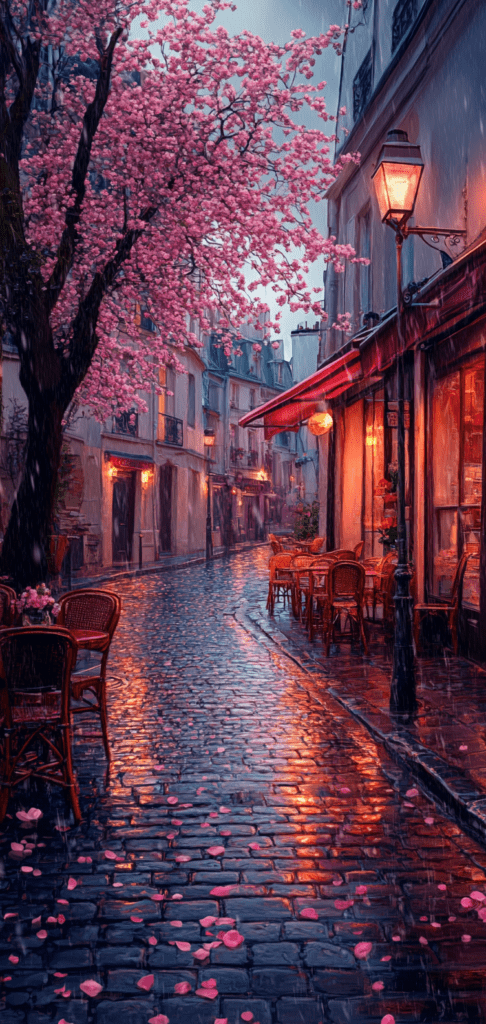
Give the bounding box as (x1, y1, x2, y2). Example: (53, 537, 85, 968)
(159, 413, 183, 446)
(112, 411, 138, 437)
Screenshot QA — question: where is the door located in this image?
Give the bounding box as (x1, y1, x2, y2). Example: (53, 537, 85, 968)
(159, 463, 173, 552)
(112, 473, 135, 562)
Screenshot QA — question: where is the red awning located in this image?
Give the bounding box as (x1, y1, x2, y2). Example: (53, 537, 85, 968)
(239, 346, 362, 438)
(105, 451, 154, 472)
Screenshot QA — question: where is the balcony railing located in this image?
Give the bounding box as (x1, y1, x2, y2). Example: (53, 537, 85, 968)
(159, 413, 183, 446)
(230, 446, 244, 465)
(112, 411, 138, 436)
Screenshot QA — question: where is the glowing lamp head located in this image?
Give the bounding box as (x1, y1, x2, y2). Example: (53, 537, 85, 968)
(141, 470, 150, 485)
(307, 411, 333, 436)
(204, 429, 216, 447)
(372, 130, 423, 226)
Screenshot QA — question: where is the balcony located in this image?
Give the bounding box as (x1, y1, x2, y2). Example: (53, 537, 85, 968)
(247, 450, 259, 468)
(112, 411, 138, 437)
(159, 413, 183, 446)
(230, 446, 244, 465)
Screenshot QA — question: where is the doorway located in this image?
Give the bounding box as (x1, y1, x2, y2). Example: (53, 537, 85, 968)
(112, 473, 136, 562)
(159, 463, 174, 552)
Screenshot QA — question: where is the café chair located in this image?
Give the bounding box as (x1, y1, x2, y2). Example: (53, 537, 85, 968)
(0, 584, 17, 626)
(322, 560, 368, 656)
(413, 553, 469, 655)
(57, 589, 121, 761)
(0, 627, 81, 822)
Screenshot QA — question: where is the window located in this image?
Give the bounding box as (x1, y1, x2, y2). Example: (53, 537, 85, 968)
(431, 359, 484, 602)
(166, 368, 176, 417)
(353, 50, 372, 122)
(249, 389, 256, 410)
(140, 308, 157, 332)
(112, 410, 138, 437)
(358, 209, 371, 322)
(187, 373, 196, 428)
(208, 383, 220, 412)
(392, 0, 417, 52)
(230, 382, 238, 408)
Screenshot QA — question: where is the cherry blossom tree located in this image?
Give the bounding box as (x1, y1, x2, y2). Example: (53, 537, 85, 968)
(0, 0, 362, 585)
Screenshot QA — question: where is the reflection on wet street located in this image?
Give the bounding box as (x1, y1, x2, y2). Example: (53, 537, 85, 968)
(2, 550, 486, 1024)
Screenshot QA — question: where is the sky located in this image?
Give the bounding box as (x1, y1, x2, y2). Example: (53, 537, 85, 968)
(134, 0, 346, 353)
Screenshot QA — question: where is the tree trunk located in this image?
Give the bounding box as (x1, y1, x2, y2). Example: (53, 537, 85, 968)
(0, 394, 64, 588)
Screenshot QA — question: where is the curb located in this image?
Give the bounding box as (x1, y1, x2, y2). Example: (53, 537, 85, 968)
(240, 603, 486, 850)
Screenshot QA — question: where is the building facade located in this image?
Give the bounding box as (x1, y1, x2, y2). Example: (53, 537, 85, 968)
(203, 319, 296, 545)
(243, 0, 486, 663)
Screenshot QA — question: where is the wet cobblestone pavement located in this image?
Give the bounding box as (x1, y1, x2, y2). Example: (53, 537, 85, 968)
(3, 550, 486, 1024)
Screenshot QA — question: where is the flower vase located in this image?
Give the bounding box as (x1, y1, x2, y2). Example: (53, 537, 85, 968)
(22, 609, 51, 626)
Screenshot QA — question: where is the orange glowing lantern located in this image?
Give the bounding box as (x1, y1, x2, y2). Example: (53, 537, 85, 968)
(307, 411, 333, 436)
(372, 130, 423, 226)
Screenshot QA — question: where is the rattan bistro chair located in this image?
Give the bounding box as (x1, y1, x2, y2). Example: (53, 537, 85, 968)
(0, 585, 16, 626)
(266, 553, 295, 615)
(323, 560, 368, 656)
(413, 553, 469, 655)
(57, 589, 121, 761)
(0, 627, 80, 822)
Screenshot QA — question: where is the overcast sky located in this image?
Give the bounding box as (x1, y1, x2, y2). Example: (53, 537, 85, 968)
(134, 1, 345, 352)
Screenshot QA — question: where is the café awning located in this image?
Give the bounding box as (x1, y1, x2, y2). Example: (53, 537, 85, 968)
(239, 345, 362, 439)
(104, 451, 154, 472)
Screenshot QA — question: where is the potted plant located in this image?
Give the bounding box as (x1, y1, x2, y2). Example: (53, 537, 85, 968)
(16, 584, 61, 626)
(293, 500, 320, 540)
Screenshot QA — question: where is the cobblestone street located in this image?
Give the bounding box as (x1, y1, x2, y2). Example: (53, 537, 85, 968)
(3, 550, 486, 1024)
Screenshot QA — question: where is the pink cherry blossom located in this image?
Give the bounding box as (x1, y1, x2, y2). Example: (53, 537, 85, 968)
(372, 981, 385, 992)
(195, 985, 218, 999)
(200, 916, 217, 927)
(148, 1017, 169, 1024)
(210, 886, 233, 897)
(300, 908, 318, 920)
(405, 788, 419, 798)
(67, 878, 77, 891)
(381, 1016, 395, 1024)
(174, 941, 191, 951)
(241, 1014, 254, 1022)
(207, 846, 225, 857)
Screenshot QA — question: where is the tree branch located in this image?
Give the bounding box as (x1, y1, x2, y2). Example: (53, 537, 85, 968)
(63, 204, 158, 398)
(45, 25, 123, 315)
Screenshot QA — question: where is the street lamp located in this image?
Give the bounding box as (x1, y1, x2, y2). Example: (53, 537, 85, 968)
(204, 428, 215, 562)
(372, 129, 466, 717)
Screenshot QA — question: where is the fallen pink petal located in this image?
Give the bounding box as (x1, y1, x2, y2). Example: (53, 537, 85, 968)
(300, 908, 318, 920)
(207, 846, 225, 857)
(136, 974, 154, 991)
(210, 886, 233, 897)
(148, 1016, 169, 1024)
(67, 878, 77, 891)
(174, 941, 191, 951)
(354, 941, 373, 959)
(174, 981, 191, 994)
(221, 928, 245, 949)
(195, 986, 218, 999)
(79, 980, 103, 998)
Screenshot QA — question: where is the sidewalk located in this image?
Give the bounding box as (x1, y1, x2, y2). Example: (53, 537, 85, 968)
(242, 592, 486, 848)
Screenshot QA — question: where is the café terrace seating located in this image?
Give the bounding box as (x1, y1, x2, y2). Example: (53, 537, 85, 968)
(265, 537, 460, 657)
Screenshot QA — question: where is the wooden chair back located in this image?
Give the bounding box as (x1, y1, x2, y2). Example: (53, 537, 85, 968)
(0, 626, 78, 727)
(328, 560, 365, 604)
(0, 584, 16, 626)
(450, 553, 469, 607)
(309, 536, 324, 553)
(353, 541, 364, 561)
(329, 549, 357, 562)
(268, 553, 294, 580)
(57, 589, 121, 640)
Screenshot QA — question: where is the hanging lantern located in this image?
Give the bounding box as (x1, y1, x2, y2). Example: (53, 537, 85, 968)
(372, 129, 423, 226)
(307, 411, 333, 436)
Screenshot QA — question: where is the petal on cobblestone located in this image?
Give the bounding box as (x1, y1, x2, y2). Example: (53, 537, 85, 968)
(381, 1016, 395, 1024)
(167, 796, 178, 805)
(300, 907, 318, 919)
(174, 940, 191, 951)
(196, 986, 218, 999)
(354, 941, 373, 959)
(222, 929, 245, 949)
(174, 981, 191, 994)
(148, 936, 158, 946)
(200, 916, 217, 926)
(67, 878, 77, 890)
(210, 886, 233, 896)
(193, 948, 210, 960)
(405, 788, 419, 797)
(8, 955, 19, 963)
(150, 894, 165, 901)
(207, 846, 225, 856)
(137, 974, 155, 991)
(79, 980, 103, 997)
(148, 1016, 169, 1024)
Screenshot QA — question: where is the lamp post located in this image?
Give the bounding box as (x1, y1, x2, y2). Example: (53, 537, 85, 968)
(204, 429, 215, 562)
(372, 129, 466, 717)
